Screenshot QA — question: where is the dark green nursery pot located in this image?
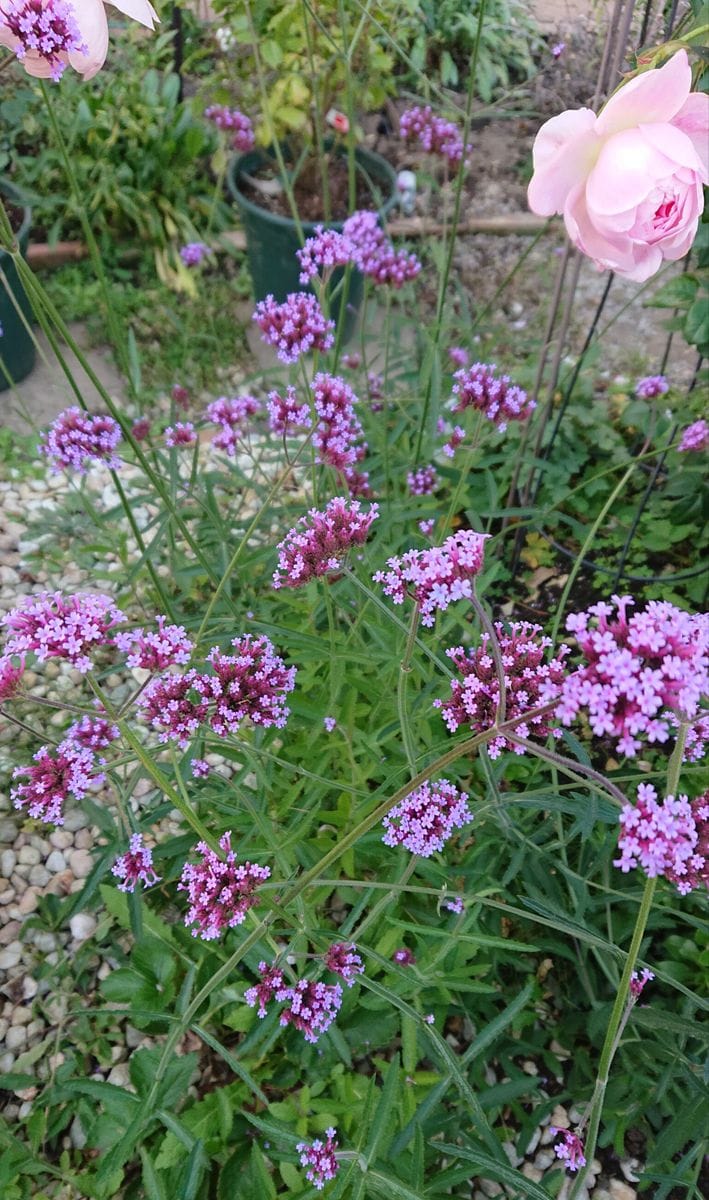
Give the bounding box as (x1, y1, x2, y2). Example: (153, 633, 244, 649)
(0, 182, 36, 393)
(227, 145, 397, 342)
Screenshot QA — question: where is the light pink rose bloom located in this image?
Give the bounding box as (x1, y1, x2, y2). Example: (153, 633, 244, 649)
(0, 0, 159, 83)
(528, 51, 709, 282)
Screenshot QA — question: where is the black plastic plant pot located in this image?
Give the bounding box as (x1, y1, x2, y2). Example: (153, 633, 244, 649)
(0, 184, 36, 393)
(227, 145, 398, 344)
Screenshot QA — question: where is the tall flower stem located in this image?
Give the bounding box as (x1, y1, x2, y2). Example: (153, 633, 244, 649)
(397, 601, 421, 776)
(569, 721, 689, 1199)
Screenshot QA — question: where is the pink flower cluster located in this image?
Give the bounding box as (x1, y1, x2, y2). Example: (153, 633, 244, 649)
(296, 1128, 340, 1191)
(553, 1129, 586, 1172)
(343, 211, 421, 288)
(138, 634, 295, 745)
(206, 395, 260, 455)
(407, 464, 438, 495)
(434, 621, 570, 758)
(244, 962, 343, 1042)
(615, 784, 708, 895)
(165, 422, 196, 447)
(197, 635, 296, 736)
(178, 832, 270, 940)
(112, 833, 161, 893)
(451, 362, 535, 432)
(3, 0, 87, 82)
(678, 419, 709, 453)
(114, 615, 193, 670)
(267, 386, 311, 436)
(180, 243, 210, 268)
(11, 740, 97, 826)
(324, 942, 364, 986)
(204, 105, 254, 152)
(629, 967, 654, 998)
(382, 778, 472, 857)
(66, 713, 119, 751)
(253, 292, 335, 364)
(272, 497, 379, 589)
(0, 653, 24, 702)
(297, 226, 355, 284)
(558, 596, 708, 758)
(3, 591, 124, 673)
(40, 407, 122, 474)
(311, 372, 365, 475)
(137, 669, 208, 748)
(635, 374, 669, 399)
(373, 529, 488, 626)
(400, 105, 471, 165)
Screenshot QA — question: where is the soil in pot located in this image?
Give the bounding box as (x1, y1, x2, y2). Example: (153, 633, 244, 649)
(241, 153, 382, 222)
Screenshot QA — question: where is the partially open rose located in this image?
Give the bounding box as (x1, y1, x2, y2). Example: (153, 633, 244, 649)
(528, 50, 708, 281)
(0, 0, 159, 82)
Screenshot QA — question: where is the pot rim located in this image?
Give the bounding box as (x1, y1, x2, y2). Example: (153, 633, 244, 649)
(0, 179, 31, 253)
(227, 144, 397, 234)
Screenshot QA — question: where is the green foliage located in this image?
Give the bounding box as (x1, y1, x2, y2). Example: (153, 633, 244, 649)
(394, 0, 543, 98)
(2, 29, 224, 265)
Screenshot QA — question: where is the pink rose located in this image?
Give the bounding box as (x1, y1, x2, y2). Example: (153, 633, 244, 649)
(528, 50, 708, 282)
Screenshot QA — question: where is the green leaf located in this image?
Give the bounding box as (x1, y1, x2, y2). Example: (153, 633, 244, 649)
(434, 1145, 553, 1200)
(129, 1048, 197, 1109)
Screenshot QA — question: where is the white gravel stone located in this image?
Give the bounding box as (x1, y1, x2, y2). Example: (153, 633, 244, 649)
(0, 942, 22, 969)
(21, 977, 38, 1000)
(50, 831, 74, 850)
(1, 849, 17, 876)
(28, 865, 50, 887)
(107, 1063, 131, 1087)
(69, 849, 93, 878)
(534, 1150, 555, 1170)
(46, 850, 66, 873)
(69, 913, 97, 942)
(610, 1183, 636, 1200)
(18, 846, 40, 866)
(0, 1051, 16, 1072)
(5, 1025, 27, 1051)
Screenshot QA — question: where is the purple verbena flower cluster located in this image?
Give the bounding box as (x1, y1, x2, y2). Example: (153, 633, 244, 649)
(205, 395, 260, 455)
(678, 419, 709, 452)
(172, 384, 190, 409)
(112, 833, 161, 893)
(3, 591, 124, 673)
(448, 346, 469, 368)
(635, 374, 669, 399)
(131, 418, 151, 441)
(190, 757, 210, 778)
(382, 778, 472, 857)
(451, 362, 535, 432)
(267, 386, 312, 436)
(297, 226, 355, 284)
(445, 895, 464, 914)
(137, 635, 295, 745)
(311, 372, 365, 474)
(434, 621, 570, 758)
(296, 1128, 340, 1191)
(392, 947, 416, 965)
(343, 211, 421, 288)
(178, 832, 270, 940)
(137, 669, 210, 748)
(407, 464, 438, 495)
(253, 292, 335, 364)
(441, 423, 466, 459)
(195, 635, 296, 736)
(40, 407, 122, 474)
(324, 942, 364, 986)
(552, 1129, 586, 1172)
(272, 497, 379, 589)
(114, 615, 194, 670)
(629, 967, 654, 998)
(4, 0, 87, 82)
(180, 243, 210, 268)
(0, 654, 24, 702)
(65, 713, 119, 751)
(373, 529, 488, 626)
(244, 961, 285, 1017)
(615, 783, 708, 895)
(323, 715, 337, 732)
(558, 596, 709, 758)
(164, 422, 196, 448)
(11, 740, 97, 826)
(400, 105, 471, 164)
(204, 105, 254, 152)
(277, 978, 343, 1043)
(418, 518, 435, 536)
